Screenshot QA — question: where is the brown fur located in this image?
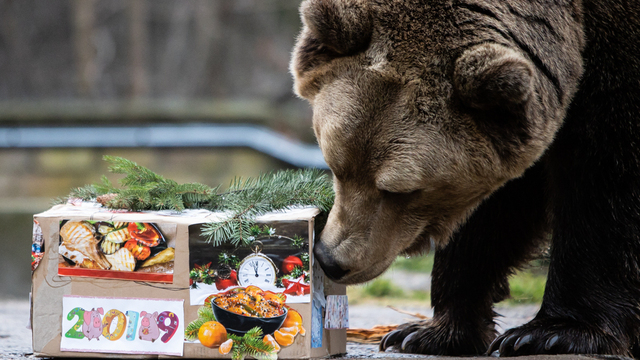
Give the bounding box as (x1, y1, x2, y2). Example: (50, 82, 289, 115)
(291, 0, 583, 283)
(292, 0, 640, 357)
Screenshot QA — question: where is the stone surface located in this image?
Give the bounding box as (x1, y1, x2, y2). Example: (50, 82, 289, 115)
(1, 299, 542, 360)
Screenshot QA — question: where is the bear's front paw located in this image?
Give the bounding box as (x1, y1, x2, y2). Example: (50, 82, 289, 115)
(488, 318, 630, 357)
(380, 319, 495, 356)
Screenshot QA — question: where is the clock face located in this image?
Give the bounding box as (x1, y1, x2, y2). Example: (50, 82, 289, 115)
(238, 254, 277, 287)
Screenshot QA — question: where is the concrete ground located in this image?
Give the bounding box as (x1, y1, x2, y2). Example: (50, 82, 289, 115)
(2, 299, 629, 360)
(0, 298, 582, 360)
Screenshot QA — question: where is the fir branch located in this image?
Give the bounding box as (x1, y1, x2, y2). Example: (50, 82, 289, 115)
(56, 156, 335, 247)
(197, 306, 216, 322)
(184, 306, 217, 341)
(201, 168, 334, 246)
(228, 327, 275, 360)
(184, 318, 206, 341)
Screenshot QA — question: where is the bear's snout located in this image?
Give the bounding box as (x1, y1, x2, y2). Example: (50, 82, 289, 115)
(313, 240, 350, 281)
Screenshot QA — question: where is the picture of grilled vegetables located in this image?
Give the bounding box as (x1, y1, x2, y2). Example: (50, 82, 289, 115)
(104, 227, 130, 244)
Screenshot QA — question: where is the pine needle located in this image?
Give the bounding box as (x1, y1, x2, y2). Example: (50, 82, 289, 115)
(228, 327, 276, 360)
(55, 155, 335, 247)
(184, 306, 218, 341)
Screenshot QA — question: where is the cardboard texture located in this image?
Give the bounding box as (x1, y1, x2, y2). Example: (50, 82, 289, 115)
(32, 203, 346, 359)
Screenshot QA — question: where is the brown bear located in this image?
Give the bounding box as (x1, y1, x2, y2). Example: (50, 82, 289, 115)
(291, 0, 640, 357)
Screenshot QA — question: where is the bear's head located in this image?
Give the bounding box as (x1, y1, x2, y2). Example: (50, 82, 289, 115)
(291, 0, 584, 284)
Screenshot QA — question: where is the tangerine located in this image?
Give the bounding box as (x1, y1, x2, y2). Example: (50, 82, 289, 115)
(219, 339, 233, 355)
(282, 309, 305, 335)
(263, 334, 281, 352)
(274, 328, 295, 347)
(278, 326, 299, 336)
(282, 309, 303, 327)
(198, 321, 227, 348)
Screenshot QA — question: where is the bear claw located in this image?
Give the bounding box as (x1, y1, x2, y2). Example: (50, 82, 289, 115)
(379, 319, 495, 356)
(545, 334, 559, 351)
(487, 319, 630, 357)
(401, 331, 417, 351)
(379, 329, 402, 351)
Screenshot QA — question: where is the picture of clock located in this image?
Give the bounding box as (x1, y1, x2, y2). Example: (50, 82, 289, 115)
(237, 242, 278, 287)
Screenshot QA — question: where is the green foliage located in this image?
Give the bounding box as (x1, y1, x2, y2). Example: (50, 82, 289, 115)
(290, 235, 305, 248)
(391, 254, 434, 273)
(218, 252, 240, 269)
(55, 155, 334, 248)
(300, 252, 309, 270)
(189, 262, 216, 286)
(227, 327, 276, 360)
(504, 270, 547, 304)
(201, 169, 334, 247)
(363, 278, 404, 298)
(197, 306, 216, 321)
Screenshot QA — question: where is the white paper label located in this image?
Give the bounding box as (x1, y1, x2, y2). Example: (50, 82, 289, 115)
(60, 295, 184, 356)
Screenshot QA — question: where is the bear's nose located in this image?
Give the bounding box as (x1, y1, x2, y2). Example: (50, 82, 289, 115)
(313, 240, 350, 281)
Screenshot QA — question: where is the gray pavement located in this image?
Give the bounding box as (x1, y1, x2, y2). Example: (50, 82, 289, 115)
(0, 299, 623, 360)
(1, 298, 538, 360)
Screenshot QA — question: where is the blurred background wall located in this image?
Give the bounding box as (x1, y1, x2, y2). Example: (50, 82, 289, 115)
(0, 0, 317, 299)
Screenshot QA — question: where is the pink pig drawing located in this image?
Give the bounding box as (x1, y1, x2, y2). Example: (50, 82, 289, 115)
(138, 311, 160, 342)
(82, 307, 104, 341)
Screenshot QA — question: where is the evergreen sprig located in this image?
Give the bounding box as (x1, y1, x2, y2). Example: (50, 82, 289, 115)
(184, 306, 217, 341)
(228, 327, 276, 360)
(55, 156, 334, 247)
(201, 169, 334, 246)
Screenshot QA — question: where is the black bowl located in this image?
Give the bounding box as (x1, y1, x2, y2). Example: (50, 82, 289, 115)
(211, 300, 287, 335)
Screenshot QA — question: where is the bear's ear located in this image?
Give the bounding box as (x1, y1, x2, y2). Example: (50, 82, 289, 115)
(454, 43, 534, 111)
(300, 0, 372, 55)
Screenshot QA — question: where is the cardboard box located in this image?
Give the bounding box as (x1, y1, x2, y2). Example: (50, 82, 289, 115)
(31, 202, 347, 358)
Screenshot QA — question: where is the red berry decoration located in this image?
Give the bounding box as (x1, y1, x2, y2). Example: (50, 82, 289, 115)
(215, 270, 238, 291)
(282, 255, 303, 275)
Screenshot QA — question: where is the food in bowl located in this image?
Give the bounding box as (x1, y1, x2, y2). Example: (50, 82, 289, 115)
(210, 286, 289, 335)
(212, 286, 286, 318)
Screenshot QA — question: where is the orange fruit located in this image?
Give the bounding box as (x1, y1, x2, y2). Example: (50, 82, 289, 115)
(219, 339, 233, 355)
(282, 309, 305, 336)
(274, 330, 295, 347)
(198, 321, 227, 348)
(274, 328, 296, 347)
(278, 326, 299, 336)
(263, 334, 281, 352)
(282, 309, 303, 328)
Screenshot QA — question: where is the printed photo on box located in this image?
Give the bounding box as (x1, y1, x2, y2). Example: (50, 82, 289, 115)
(32, 219, 44, 272)
(188, 220, 311, 306)
(324, 295, 349, 330)
(57, 220, 176, 283)
(185, 285, 307, 358)
(61, 295, 184, 356)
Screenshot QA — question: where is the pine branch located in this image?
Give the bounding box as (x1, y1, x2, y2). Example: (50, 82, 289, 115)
(56, 156, 335, 247)
(185, 318, 206, 341)
(228, 327, 275, 360)
(200, 168, 334, 246)
(184, 306, 217, 341)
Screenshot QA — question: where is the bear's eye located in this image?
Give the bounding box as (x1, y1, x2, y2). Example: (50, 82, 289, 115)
(377, 186, 420, 197)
